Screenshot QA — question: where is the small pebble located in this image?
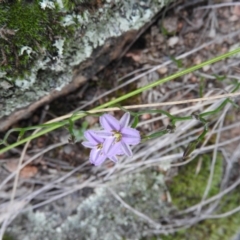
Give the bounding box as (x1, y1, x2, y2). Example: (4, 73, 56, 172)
(194, 55, 202, 65)
(141, 113, 151, 120)
(203, 65, 210, 72)
(63, 145, 74, 155)
(162, 117, 169, 126)
(157, 66, 168, 75)
(162, 16, 178, 33)
(168, 36, 179, 47)
(229, 15, 238, 22)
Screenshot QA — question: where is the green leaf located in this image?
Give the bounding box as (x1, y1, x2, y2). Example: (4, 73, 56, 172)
(161, 25, 169, 36)
(212, 74, 226, 81)
(170, 56, 183, 68)
(70, 121, 89, 143)
(17, 129, 25, 141)
(146, 129, 168, 139)
(131, 115, 139, 128)
(199, 77, 204, 98)
(183, 141, 197, 159)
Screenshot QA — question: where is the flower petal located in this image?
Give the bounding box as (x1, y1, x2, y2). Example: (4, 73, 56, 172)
(102, 137, 115, 154)
(115, 147, 124, 156)
(84, 130, 103, 144)
(102, 138, 121, 157)
(82, 141, 96, 149)
(109, 155, 118, 163)
(95, 130, 113, 138)
(120, 142, 132, 156)
(100, 114, 120, 131)
(89, 149, 107, 166)
(119, 112, 130, 128)
(121, 127, 141, 145)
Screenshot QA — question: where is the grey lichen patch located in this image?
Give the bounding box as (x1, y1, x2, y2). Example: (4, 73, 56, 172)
(0, 70, 72, 117)
(68, 0, 172, 67)
(7, 170, 171, 240)
(0, 0, 172, 121)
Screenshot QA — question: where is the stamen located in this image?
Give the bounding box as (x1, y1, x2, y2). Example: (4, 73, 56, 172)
(97, 143, 103, 149)
(112, 130, 122, 142)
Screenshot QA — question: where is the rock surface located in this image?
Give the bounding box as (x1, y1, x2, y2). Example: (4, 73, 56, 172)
(6, 170, 170, 240)
(0, 0, 172, 131)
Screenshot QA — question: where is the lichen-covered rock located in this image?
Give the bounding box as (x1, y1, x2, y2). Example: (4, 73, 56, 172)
(0, 0, 173, 131)
(6, 170, 171, 240)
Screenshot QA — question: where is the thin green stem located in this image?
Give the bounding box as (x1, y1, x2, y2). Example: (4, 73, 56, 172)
(93, 48, 240, 109)
(1, 47, 240, 154)
(0, 125, 62, 153)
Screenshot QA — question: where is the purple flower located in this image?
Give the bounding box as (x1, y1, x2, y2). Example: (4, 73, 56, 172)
(82, 130, 121, 166)
(82, 113, 141, 166)
(97, 113, 141, 157)
(82, 130, 106, 166)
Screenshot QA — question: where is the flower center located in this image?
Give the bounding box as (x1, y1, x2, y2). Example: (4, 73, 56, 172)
(112, 131, 122, 142)
(97, 143, 103, 149)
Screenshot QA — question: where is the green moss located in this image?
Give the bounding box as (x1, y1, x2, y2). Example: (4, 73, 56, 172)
(161, 154, 240, 240)
(0, 0, 75, 79)
(3, 233, 15, 240)
(162, 208, 240, 240)
(63, 0, 104, 11)
(168, 154, 223, 209)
